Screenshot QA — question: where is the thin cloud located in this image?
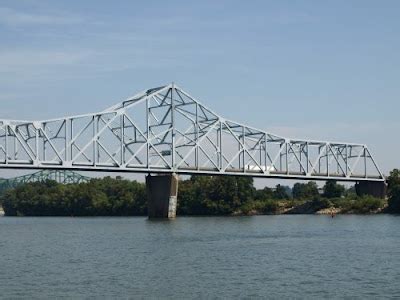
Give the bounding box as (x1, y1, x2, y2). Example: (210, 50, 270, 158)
(270, 11, 318, 25)
(0, 6, 84, 26)
(0, 49, 94, 71)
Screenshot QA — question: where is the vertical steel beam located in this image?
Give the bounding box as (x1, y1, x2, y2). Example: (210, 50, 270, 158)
(120, 113, 125, 165)
(35, 126, 39, 162)
(43, 124, 46, 162)
(70, 119, 73, 163)
(306, 142, 309, 174)
(171, 85, 176, 169)
(146, 98, 150, 168)
(5, 125, 8, 164)
(93, 115, 96, 166)
(195, 103, 199, 170)
(285, 142, 289, 174)
(364, 147, 367, 178)
(264, 135, 267, 172)
(64, 120, 67, 161)
(242, 126, 245, 173)
(326, 144, 329, 176)
(219, 121, 222, 170)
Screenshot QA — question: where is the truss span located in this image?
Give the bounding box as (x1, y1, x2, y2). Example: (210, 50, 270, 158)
(0, 170, 90, 194)
(0, 83, 384, 181)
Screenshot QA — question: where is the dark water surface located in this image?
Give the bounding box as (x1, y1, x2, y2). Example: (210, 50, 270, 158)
(1, 215, 399, 298)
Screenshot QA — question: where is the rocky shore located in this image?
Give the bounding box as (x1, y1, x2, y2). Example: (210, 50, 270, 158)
(235, 198, 388, 216)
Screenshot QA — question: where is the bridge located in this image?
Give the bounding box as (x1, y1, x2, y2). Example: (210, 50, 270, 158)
(0, 169, 90, 194)
(0, 83, 385, 217)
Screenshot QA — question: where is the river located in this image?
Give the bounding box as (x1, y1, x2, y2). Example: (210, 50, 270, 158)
(0, 215, 399, 298)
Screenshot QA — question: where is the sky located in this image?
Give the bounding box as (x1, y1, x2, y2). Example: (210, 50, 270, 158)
(0, 0, 399, 184)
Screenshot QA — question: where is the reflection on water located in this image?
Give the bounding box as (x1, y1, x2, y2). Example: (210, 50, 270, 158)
(1, 215, 399, 298)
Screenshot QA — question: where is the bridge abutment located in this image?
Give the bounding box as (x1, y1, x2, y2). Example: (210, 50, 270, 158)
(355, 181, 387, 199)
(146, 173, 179, 218)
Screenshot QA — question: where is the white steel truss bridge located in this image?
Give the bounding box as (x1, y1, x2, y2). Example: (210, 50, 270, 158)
(0, 83, 384, 182)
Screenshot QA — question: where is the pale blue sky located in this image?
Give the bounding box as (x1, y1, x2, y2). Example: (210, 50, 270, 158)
(0, 0, 399, 179)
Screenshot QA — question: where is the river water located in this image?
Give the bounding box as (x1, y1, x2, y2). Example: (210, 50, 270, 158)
(0, 215, 399, 298)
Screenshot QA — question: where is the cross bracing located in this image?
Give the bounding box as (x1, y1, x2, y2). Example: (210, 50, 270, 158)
(0, 83, 384, 181)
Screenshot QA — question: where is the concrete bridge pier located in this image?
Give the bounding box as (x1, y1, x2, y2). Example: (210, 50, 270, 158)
(146, 173, 179, 218)
(355, 181, 387, 199)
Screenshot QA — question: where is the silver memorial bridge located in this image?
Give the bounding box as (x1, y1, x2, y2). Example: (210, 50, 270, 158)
(0, 83, 384, 182)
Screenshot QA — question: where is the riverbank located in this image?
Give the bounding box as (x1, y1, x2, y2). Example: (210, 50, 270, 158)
(0, 175, 395, 216)
(233, 198, 388, 216)
(0, 200, 389, 217)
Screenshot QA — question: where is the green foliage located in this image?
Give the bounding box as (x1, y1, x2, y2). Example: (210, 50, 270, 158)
(0, 173, 392, 216)
(388, 184, 400, 213)
(273, 184, 290, 199)
(178, 176, 254, 215)
(323, 180, 345, 198)
(333, 195, 384, 213)
(292, 182, 319, 200)
(344, 186, 357, 198)
(387, 169, 400, 213)
(261, 200, 280, 213)
(239, 199, 279, 215)
(178, 177, 292, 215)
(387, 169, 400, 192)
(254, 187, 273, 200)
(310, 197, 332, 210)
(1, 177, 146, 216)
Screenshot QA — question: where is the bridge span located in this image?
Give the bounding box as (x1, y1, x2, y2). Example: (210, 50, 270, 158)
(0, 83, 385, 217)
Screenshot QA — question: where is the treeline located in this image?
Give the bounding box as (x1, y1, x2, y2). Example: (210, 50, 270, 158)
(1, 177, 147, 216)
(179, 176, 287, 215)
(2, 171, 399, 216)
(178, 176, 387, 215)
(387, 169, 400, 213)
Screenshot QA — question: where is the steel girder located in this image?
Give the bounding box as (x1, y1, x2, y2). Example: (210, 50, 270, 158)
(0, 83, 384, 181)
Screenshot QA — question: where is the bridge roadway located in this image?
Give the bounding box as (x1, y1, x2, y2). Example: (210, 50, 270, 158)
(0, 83, 386, 217)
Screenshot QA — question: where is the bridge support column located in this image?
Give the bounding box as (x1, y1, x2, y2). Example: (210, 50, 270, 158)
(355, 181, 387, 199)
(146, 173, 179, 218)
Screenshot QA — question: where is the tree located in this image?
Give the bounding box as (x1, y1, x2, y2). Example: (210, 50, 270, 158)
(179, 176, 257, 215)
(344, 185, 357, 198)
(273, 184, 289, 199)
(387, 169, 400, 192)
(323, 180, 345, 198)
(388, 169, 400, 213)
(255, 186, 274, 200)
(292, 182, 319, 199)
(1, 178, 147, 216)
(388, 185, 400, 213)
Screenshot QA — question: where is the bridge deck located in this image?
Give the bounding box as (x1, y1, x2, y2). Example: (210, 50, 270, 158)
(0, 164, 384, 182)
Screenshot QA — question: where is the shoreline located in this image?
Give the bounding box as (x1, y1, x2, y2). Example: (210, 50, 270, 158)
(0, 198, 390, 217)
(0, 208, 392, 217)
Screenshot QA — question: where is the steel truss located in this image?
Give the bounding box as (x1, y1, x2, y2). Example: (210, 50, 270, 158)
(0, 169, 90, 193)
(0, 83, 384, 181)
